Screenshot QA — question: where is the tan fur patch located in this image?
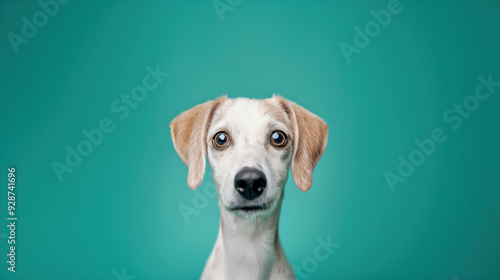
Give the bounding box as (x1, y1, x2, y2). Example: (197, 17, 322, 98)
(274, 96, 328, 192)
(170, 96, 227, 189)
(262, 97, 293, 128)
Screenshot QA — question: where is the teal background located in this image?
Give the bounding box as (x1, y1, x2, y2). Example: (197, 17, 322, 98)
(1, 0, 500, 279)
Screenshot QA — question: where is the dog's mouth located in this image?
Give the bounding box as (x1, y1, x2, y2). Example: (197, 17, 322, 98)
(229, 205, 267, 212)
(226, 200, 273, 213)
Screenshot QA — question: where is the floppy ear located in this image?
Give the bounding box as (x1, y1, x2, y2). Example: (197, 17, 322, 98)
(170, 97, 226, 189)
(280, 98, 328, 192)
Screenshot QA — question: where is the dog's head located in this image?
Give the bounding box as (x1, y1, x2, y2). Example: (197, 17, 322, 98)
(170, 96, 328, 219)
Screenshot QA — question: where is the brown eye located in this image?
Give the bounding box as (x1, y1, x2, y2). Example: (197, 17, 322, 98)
(270, 131, 287, 147)
(213, 132, 229, 148)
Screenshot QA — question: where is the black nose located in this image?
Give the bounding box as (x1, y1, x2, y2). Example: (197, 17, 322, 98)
(234, 167, 267, 200)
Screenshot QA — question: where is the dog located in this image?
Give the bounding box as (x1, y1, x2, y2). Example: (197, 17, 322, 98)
(170, 95, 328, 279)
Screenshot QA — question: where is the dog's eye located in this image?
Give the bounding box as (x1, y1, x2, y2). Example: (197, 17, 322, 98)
(213, 132, 229, 148)
(270, 131, 287, 147)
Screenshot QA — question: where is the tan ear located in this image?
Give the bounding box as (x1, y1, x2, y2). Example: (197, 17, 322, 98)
(280, 98, 328, 192)
(170, 97, 226, 189)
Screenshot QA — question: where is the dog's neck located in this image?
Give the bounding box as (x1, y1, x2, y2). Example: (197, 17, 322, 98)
(218, 199, 284, 279)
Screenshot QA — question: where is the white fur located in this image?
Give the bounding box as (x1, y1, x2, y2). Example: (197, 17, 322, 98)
(172, 96, 328, 279)
(202, 98, 295, 279)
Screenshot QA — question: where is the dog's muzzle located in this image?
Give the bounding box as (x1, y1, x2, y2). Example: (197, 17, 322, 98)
(234, 167, 267, 200)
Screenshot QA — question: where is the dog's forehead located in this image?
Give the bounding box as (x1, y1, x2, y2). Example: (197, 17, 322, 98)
(210, 97, 290, 132)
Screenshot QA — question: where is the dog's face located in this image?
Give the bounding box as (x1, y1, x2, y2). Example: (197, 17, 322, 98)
(171, 96, 328, 219)
(207, 98, 293, 218)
